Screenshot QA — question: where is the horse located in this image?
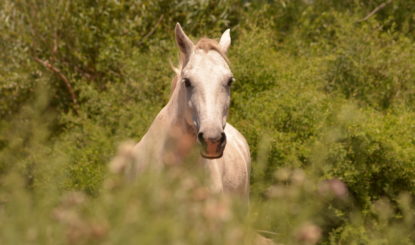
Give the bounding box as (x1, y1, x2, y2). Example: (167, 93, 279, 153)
(132, 23, 251, 197)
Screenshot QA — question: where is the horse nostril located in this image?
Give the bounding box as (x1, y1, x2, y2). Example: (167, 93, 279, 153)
(198, 132, 205, 144)
(220, 132, 226, 144)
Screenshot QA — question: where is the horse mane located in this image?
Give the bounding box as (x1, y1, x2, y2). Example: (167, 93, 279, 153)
(171, 37, 229, 92)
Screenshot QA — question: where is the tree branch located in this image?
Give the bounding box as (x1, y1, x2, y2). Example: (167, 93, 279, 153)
(358, 0, 393, 22)
(34, 57, 79, 112)
(137, 15, 164, 45)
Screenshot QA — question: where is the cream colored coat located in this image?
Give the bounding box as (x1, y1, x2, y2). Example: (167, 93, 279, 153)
(133, 24, 250, 197)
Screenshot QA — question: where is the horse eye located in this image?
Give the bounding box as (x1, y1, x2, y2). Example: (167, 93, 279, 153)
(183, 78, 192, 88)
(227, 77, 234, 87)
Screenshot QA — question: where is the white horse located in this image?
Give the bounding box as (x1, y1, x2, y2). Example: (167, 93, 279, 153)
(132, 23, 250, 197)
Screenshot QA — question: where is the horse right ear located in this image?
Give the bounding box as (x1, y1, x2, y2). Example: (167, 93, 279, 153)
(175, 23, 194, 64)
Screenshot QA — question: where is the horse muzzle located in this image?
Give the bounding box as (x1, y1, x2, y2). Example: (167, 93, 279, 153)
(198, 132, 227, 159)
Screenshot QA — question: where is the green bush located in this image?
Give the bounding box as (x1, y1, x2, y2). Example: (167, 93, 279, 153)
(1, 0, 415, 244)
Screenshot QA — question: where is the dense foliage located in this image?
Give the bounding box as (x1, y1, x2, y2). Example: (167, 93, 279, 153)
(1, 0, 414, 244)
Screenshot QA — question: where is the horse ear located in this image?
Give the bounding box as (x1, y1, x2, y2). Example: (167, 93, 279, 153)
(219, 29, 231, 53)
(175, 23, 194, 63)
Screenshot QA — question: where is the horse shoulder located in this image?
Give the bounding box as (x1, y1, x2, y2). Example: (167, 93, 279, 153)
(133, 107, 171, 170)
(224, 123, 251, 167)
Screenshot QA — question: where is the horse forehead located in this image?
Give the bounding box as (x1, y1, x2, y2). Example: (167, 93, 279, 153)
(185, 50, 230, 77)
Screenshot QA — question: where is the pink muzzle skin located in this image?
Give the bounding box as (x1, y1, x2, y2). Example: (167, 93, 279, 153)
(199, 133, 227, 159)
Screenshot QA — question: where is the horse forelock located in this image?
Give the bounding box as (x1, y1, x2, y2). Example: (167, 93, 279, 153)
(195, 38, 229, 64)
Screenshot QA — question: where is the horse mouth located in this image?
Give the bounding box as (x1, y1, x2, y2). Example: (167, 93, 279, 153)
(201, 151, 224, 159)
(199, 137, 226, 159)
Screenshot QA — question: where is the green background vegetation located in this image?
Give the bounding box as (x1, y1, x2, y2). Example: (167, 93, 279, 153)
(1, 0, 414, 244)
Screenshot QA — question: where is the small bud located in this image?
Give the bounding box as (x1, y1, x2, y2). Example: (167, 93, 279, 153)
(318, 179, 348, 200)
(109, 141, 136, 174)
(274, 168, 291, 182)
(266, 186, 286, 198)
(60, 191, 86, 207)
(203, 197, 232, 222)
(291, 169, 306, 186)
(295, 223, 322, 244)
(192, 187, 210, 201)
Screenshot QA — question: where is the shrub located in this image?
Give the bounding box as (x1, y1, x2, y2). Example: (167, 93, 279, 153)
(1, 0, 415, 244)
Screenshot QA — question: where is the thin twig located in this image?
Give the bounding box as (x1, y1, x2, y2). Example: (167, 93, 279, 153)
(52, 31, 58, 57)
(357, 0, 392, 22)
(257, 229, 279, 236)
(137, 15, 164, 45)
(34, 57, 79, 112)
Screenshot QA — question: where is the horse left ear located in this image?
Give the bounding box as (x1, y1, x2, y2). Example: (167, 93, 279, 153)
(175, 23, 194, 65)
(219, 29, 231, 53)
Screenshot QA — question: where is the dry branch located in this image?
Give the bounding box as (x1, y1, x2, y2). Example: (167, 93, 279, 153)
(34, 57, 79, 112)
(358, 0, 393, 22)
(137, 15, 164, 45)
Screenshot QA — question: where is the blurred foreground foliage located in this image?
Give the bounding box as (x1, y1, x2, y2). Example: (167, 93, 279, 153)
(1, 0, 415, 244)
